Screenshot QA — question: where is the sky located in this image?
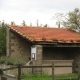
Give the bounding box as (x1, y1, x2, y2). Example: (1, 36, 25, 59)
(0, 0, 80, 27)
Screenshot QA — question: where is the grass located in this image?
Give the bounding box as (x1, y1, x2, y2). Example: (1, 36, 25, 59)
(55, 74, 78, 80)
(21, 73, 78, 80)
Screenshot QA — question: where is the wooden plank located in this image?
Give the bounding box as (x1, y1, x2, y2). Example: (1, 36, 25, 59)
(21, 65, 74, 68)
(2, 66, 18, 71)
(21, 66, 52, 68)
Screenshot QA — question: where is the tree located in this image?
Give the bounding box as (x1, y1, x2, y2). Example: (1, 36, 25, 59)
(22, 20, 26, 26)
(62, 8, 80, 31)
(52, 13, 64, 28)
(11, 21, 15, 25)
(0, 21, 6, 56)
(36, 20, 39, 26)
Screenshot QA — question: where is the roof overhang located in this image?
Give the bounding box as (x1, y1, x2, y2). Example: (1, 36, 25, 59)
(33, 42, 80, 47)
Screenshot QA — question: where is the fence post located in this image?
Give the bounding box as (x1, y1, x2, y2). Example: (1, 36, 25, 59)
(78, 62, 80, 80)
(52, 62, 54, 80)
(18, 65, 21, 80)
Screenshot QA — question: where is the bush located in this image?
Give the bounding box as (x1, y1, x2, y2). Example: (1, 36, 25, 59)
(0, 56, 26, 66)
(0, 56, 7, 64)
(5, 57, 15, 65)
(12, 58, 26, 66)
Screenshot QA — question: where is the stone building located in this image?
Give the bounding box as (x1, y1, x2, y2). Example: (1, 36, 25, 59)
(6, 25, 80, 75)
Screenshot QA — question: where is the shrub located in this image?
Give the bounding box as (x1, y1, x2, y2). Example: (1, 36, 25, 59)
(0, 56, 7, 64)
(0, 56, 26, 66)
(5, 57, 15, 65)
(13, 58, 26, 66)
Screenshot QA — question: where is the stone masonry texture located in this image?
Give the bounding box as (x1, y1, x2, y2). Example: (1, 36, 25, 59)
(6, 28, 31, 62)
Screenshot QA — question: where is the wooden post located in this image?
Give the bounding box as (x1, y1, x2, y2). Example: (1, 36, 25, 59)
(52, 62, 54, 80)
(18, 65, 21, 80)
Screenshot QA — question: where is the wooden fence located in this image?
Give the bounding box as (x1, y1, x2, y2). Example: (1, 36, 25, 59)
(1, 62, 80, 80)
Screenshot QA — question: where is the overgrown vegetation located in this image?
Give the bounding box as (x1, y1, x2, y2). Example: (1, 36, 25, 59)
(52, 38, 58, 42)
(42, 37, 46, 41)
(70, 40, 74, 43)
(21, 73, 78, 80)
(76, 40, 80, 42)
(52, 8, 80, 31)
(60, 39, 66, 43)
(0, 21, 6, 56)
(0, 56, 26, 66)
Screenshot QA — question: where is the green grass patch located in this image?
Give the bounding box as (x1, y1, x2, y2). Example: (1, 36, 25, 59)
(21, 73, 51, 80)
(21, 73, 78, 80)
(55, 74, 78, 80)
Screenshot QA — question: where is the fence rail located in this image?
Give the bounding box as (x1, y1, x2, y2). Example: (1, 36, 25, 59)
(1, 63, 79, 80)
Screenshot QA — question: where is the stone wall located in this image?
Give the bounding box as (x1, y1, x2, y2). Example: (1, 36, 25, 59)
(6, 28, 31, 62)
(42, 60, 73, 75)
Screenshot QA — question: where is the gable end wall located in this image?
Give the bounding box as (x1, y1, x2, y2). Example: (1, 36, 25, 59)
(6, 28, 31, 62)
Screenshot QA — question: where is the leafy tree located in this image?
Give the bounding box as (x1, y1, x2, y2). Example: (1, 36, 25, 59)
(52, 13, 64, 28)
(62, 8, 80, 30)
(0, 21, 6, 56)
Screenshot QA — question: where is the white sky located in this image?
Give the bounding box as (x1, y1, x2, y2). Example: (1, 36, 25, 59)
(0, 0, 80, 27)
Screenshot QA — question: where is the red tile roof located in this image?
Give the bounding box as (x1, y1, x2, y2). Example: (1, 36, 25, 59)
(7, 25, 80, 43)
